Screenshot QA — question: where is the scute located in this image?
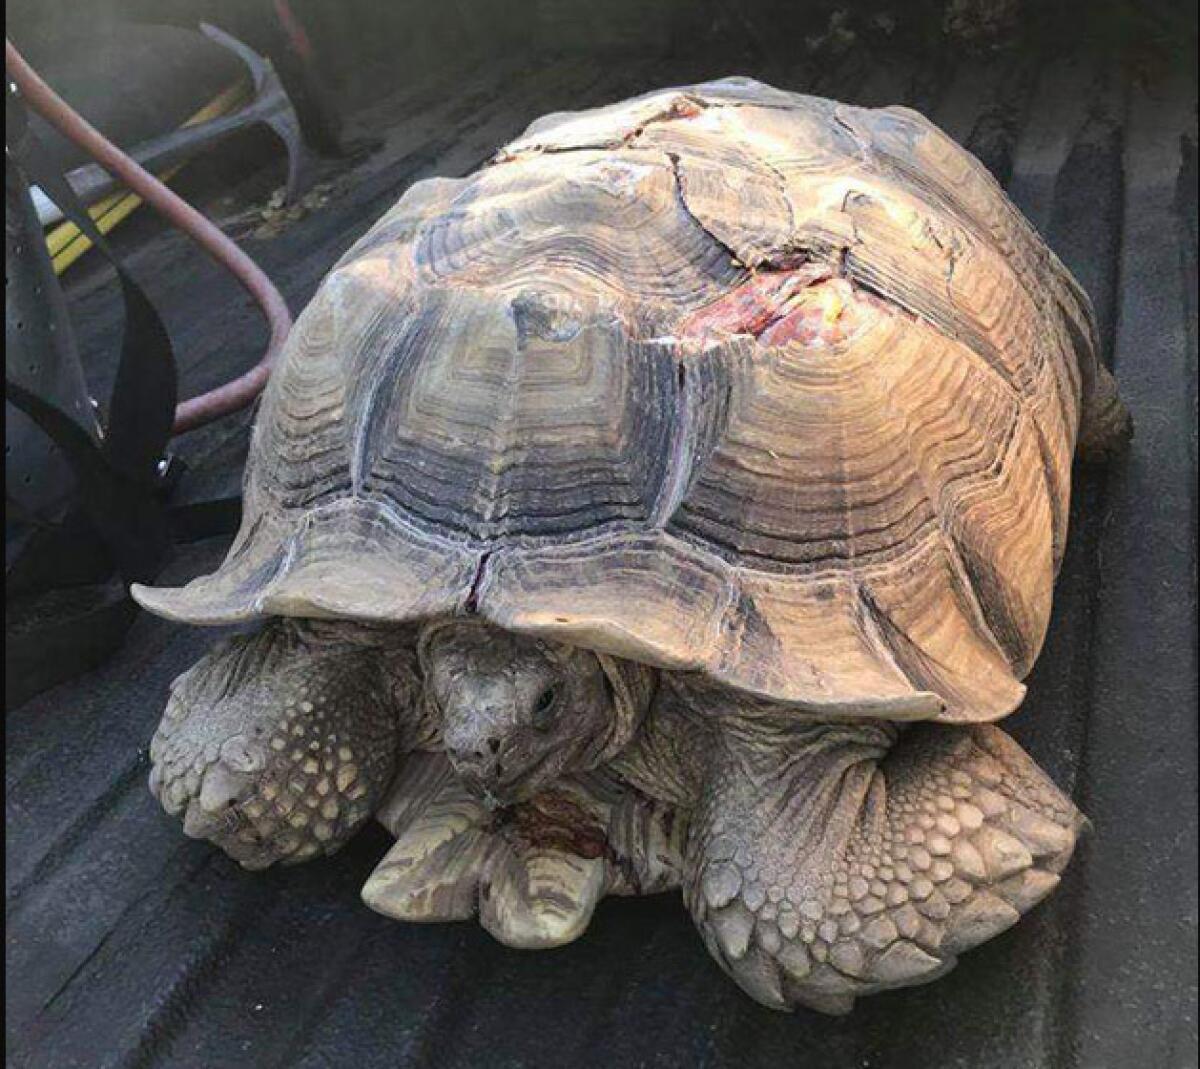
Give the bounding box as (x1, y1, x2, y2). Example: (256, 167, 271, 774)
(134, 78, 1106, 725)
(356, 284, 679, 541)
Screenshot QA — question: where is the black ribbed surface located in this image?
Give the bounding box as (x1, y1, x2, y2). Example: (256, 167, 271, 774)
(6, 39, 1196, 1069)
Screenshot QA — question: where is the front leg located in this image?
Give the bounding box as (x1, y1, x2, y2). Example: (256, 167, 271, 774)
(150, 618, 421, 869)
(363, 755, 683, 947)
(687, 714, 1083, 1014)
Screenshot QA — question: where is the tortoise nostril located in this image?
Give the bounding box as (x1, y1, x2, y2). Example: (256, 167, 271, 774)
(449, 741, 504, 780)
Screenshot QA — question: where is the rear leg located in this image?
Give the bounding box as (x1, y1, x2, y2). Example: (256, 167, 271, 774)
(364, 757, 683, 947)
(1077, 359, 1132, 461)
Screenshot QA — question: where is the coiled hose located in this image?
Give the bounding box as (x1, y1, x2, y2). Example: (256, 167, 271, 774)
(5, 37, 292, 435)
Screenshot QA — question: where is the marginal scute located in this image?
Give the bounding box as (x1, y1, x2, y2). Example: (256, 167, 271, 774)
(133, 77, 1106, 726)
(136, 499, 478, 625)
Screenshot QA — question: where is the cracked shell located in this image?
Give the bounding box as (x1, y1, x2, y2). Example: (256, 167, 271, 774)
(134, 77, 1107, 726)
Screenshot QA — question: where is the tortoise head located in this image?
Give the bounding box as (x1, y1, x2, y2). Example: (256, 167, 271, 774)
(420, 619, 650, 806)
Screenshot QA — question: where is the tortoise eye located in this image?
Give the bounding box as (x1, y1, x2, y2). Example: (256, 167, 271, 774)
(531, 685, 560, 730)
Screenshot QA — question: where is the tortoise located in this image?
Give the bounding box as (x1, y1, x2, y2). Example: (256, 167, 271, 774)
(134, 76, 1131, 1014)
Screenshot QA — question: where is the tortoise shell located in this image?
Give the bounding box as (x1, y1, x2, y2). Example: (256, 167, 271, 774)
(135, 77, 1100, 724)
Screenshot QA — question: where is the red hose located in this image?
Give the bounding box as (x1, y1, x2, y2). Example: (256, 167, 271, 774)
(5, 37, 292, 435)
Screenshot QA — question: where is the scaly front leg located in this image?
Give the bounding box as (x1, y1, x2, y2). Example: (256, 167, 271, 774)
(687, 715, 1084, 1014)
(150, 618, 421, 869)
(363, 753, 683, 947)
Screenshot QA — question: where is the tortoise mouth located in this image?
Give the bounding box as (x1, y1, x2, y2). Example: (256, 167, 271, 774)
(450, 745, 562, 809)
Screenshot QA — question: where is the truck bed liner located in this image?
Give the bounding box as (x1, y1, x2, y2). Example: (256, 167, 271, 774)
(6, 41, 1196, 1069)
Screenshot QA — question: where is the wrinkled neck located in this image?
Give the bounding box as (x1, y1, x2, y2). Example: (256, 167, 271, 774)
(592, 654, 658, 764)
